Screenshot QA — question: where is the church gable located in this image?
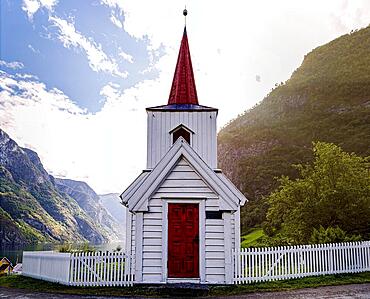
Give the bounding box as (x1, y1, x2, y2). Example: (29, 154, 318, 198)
(152, 156, 218, 200)
(124, 137, 245, 212)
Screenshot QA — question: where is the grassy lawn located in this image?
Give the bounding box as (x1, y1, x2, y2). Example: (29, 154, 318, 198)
(0, 272, 369, 297)
(241, 228, 265, 248)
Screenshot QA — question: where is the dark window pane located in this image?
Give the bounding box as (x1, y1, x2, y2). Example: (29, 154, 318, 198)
(173, 127, 191, 144)
(205, 211, 223, 219)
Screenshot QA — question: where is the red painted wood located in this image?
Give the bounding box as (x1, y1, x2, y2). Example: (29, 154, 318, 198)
(168, 27, 199, 105)
(168, 203, 199, 278)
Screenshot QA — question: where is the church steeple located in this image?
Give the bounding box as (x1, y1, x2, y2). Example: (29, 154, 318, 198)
(168, 25, 198, 105)
(146, 9, 217, 169)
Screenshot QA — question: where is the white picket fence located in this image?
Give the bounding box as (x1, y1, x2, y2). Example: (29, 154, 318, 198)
(23, 241, 370, 286)
(23, 251, 134, 286)
(23, 251, 71, 283)
(70, 251, 133, 286)
(233, 241, 370, 284)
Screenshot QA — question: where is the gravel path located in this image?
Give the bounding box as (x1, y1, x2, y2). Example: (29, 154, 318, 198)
(213, 283, 370, 299)
(0, 287, 134, 299)
(0, 283, 369, 299)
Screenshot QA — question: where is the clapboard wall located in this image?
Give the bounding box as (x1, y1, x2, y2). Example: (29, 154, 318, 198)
(129, 157, 235, 283)
(146, 111, 218, 169)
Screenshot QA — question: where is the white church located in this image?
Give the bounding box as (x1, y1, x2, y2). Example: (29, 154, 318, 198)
(121, 22, 247, 284)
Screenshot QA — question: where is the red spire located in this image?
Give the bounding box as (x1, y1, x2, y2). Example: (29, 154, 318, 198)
(168, 27, 198, 105)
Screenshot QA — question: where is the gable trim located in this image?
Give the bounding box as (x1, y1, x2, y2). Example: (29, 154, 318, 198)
(123, 137, 246, 212)
(169, 123, 195, 134)
(120, 171, 150, 206)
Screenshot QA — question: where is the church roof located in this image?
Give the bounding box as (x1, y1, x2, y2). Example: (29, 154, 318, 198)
(168, 27, 198, 105)
(120, 137, 247, 212)
(147, 26, 217, 111)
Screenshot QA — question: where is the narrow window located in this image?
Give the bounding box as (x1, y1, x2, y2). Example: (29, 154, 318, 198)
(206, 211, 223, 219)
(172, 127, 191, 144)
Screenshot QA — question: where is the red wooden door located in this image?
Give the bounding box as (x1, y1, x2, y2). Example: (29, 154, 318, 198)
(168, 203, 199, 278)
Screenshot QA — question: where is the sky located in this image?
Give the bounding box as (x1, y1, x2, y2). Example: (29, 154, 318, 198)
(0, 0, 369, 194)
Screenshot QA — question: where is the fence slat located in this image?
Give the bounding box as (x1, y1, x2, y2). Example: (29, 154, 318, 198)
(22, 250, 131, 287)
(232, 241, 370, 284)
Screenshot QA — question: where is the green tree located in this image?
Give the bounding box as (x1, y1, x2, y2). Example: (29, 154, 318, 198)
(264, 141, 370, 244)
(310, 226, 361, 244)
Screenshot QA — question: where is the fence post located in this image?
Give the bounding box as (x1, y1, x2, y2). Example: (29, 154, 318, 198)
(66, 253, 72, 285)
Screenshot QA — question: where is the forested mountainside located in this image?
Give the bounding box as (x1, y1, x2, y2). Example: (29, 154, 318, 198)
(55, 179, 124, 240)
(218, 25, 370, 232)
(0, 129, 122, 246)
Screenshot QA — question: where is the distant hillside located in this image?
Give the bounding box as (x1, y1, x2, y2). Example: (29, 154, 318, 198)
(0, 129, 121, 246)
(218, 26, 370, 232)
(99, 193, 126, 229)
(55, 180, 124, 241)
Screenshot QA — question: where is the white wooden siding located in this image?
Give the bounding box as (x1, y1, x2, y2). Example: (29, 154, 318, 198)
(138, 157, 229, 283)
(142, 194, 163, 282)
(147, 111, 217, 169)
(205, 218, 225, 283)
(125, 157, 242, 284)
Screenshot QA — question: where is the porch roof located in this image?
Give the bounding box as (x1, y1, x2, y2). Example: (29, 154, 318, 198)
(120, 137, 247, 212)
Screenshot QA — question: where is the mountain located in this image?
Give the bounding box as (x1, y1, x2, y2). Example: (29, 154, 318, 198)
(99, 193, 126, 229)
(0, 129, 122, 246)
(55, 180, 124, 240)
(218, 26, 370, 231)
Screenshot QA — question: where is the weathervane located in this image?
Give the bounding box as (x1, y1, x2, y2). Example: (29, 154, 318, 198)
(183, 7, 187, 26)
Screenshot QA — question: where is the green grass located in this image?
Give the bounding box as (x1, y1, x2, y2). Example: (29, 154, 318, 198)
(241, 228, 265, 248)
(0, 272, 369, 297)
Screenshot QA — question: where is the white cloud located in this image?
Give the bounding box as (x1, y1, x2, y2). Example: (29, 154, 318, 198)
(0, 60, 24, 70)
(28, 44, 40, 54)
(15, 73, 39, 80)
(329, 0, 370, 32)
(22, 0, 40, 20)
(0, 68, 165, 193)
(49, 16, 128, 78)
(22, 0, 58, 20)
(22, 2, 128, 79)
(100, 0, 123, 11)
(119, 51, 134, 63)
(110, 14, 123, 29)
